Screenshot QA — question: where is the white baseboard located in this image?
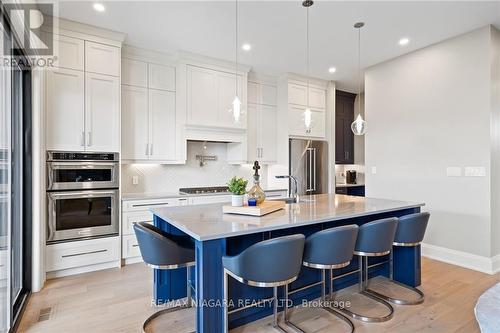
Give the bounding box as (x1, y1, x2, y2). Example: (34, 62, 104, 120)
(46, 260, 121, 279)
(122, 256, 143, 265)
(421, 243, 498, 275)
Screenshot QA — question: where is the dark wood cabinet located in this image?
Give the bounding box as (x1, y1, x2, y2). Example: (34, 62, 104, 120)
(335, 90, 356, 164)
(336, 185, 365, 197)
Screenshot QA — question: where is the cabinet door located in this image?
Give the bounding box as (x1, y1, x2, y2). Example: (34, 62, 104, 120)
(122, 58, 148, 87)
(308, 87, 326, 110)
(217, 72, 245, 127)
(187, 66, 217, 126)
(288, 83, 307, 106)
(46, 68, 85, 151)
(260, 105, 277, 163)
(85, 73, 120, 152)
(149, 89, 176, 161)
(248, 81, 260, 104)
(52, 34, 84, 71)
(289, 106, 325, 138)
(246, 103, 259, 161)
(261, 84, 277, 106)
(149, 63, 175, 91)
(85, 41, 120, 77)
(121, 85, 149, 160)
(335, 91, 355, 164)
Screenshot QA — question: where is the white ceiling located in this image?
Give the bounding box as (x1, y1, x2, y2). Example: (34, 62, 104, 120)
(52, 1, 500, 92)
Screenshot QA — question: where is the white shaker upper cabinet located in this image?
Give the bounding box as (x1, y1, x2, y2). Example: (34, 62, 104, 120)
(261, 84, 277, 106)
(288, 83, 308, 106)
(85, 41, 121, 77)
(308, 87, 326, 110)
(122, 58, 148, 87)
(85, 73, 120, 152)
(148, 63, 175, 91)
(149, 89, 176, 161)
(260, 105, 277, 163)
(45, 68, 85, 151)
(248, 82, 260, 104)
(187, 66, 217, 126)
(121, 85, 149, 160)
(52, 34, 84, 71)
(217, 72, 241, 127)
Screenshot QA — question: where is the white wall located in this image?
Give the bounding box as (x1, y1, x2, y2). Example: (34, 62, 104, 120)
(365, 26, 497, 267)
(353, 93, 365, 165)
(121, 141, 269, 194)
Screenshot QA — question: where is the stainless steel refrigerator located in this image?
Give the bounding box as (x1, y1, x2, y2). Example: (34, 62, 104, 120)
(289, 139, 328, 196)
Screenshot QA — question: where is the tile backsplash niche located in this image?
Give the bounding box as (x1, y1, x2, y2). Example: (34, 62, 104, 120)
(121, 141, 268, 194)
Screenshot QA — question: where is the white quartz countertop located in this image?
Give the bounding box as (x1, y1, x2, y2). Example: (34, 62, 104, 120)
(151, 194, 424, 241)
(122, 188, 288, 201)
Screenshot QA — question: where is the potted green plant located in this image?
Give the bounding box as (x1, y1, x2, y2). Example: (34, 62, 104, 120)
(227, 176, 248, 207)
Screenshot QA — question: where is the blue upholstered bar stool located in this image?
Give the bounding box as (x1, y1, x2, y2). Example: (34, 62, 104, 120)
(366, 212, 430, 305)
(285, 225, 359, 333)
(222, 234, 305, 333)
(133, 222, 195, 333)
(339, 218, 398, 323)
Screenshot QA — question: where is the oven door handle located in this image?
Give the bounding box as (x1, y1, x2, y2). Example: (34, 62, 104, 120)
(48, 190, 117, 199)
(48, 162, 117, 169)
(47, 195, 57, 242)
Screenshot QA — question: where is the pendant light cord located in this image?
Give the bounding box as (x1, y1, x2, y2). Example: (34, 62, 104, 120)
(306, 5, 310, 107)
(357, 24, 362, 115)
(235, 0, 238, 96)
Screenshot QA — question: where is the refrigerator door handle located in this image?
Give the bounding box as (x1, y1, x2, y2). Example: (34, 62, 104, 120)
(306, 148, 313, 192)
(313, 148, 317, 191)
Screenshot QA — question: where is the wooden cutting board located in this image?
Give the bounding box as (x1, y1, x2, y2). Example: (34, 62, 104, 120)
(223, 200, 285, 216)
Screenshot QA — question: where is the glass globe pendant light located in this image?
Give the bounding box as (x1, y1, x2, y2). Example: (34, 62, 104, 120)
(351, 22, 367, 136)
(303, 0, 313, 130)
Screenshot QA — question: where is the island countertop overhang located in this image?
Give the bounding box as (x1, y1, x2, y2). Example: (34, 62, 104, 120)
(151, 194, 425, 241)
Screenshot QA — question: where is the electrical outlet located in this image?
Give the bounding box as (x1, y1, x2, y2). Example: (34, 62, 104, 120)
(464, 167, 486, 177)
(371, 166, 377, 175)
(132, 175, 139, 185)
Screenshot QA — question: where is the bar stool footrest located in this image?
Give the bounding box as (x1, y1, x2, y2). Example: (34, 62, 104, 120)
(143, 303, 194, 333)
(365, 278, 424, 305)
(338, 291, 394, 323)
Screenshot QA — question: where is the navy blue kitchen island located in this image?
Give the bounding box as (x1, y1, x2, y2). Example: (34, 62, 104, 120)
(151, 194, 424, 332)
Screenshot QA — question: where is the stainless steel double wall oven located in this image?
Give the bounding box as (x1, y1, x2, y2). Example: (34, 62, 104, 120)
(46, 151, 119, 244)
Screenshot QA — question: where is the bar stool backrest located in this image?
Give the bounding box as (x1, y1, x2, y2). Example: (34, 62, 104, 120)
(303, 225, 359, 267)
(133, 222, 194, 267)
(355, 218, 398, 255)
(226, 234, 305, 283)
(395, 212, 430, 245)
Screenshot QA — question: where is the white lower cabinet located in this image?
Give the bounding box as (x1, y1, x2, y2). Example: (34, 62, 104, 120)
(46, 237, 120, 272)
(122, 234, 141, 259)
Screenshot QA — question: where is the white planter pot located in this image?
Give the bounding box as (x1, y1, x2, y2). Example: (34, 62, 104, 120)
(231, 194, 244, 207)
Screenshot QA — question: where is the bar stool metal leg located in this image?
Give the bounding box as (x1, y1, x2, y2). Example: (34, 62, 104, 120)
(338, 255, 394, 323)
(365, 251, 425, 305)
(143, 266, 195, 333)
(285, 270, 355, 333)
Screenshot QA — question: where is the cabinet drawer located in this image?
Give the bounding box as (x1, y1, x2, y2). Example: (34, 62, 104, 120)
(122, 234, 142, 259)
(122, 211, 153, 235)
(189, 195, 231, 205)
(46, 237, 119, 272)
(122, 198, 181, 212)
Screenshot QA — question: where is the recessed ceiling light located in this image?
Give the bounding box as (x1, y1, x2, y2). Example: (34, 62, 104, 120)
(399, 37, 410, 46)
(93, 3, 105, 12)
(241, 43, 252, 51)
(328, 67, 337, 73)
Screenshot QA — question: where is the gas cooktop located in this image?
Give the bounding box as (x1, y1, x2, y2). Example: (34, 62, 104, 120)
(179, 186, 229, 195)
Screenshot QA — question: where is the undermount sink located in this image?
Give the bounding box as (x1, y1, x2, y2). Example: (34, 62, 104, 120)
(276, 197, 313, 204)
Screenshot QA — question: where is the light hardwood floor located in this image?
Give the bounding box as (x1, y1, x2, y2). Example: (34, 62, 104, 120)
(18, 257, 499, 333)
